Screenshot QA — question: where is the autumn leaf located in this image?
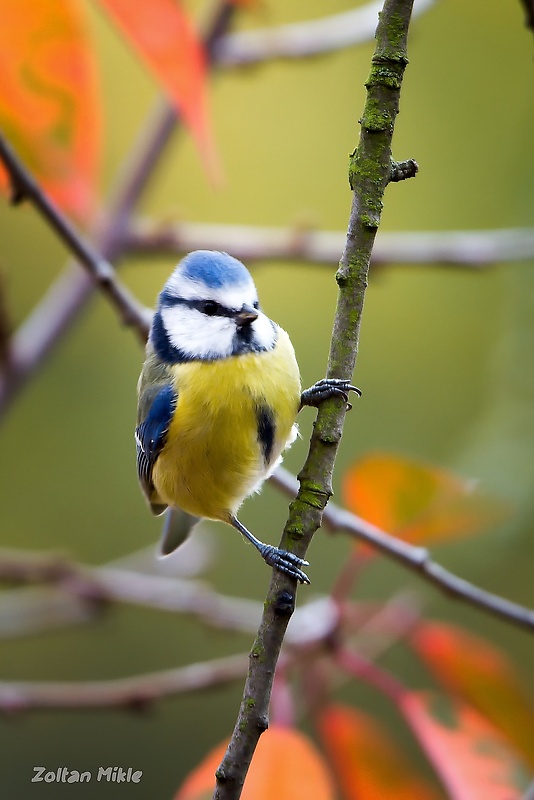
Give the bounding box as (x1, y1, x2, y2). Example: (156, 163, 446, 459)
(399, 691, 531, 800)
(318, 704, 444, 800)
(412, 621, 534, 769)
(343, 452, 507, 544)
(97, 0, 217, 176)
(0, 0, 102, 220)
(175, 726, 335, 800)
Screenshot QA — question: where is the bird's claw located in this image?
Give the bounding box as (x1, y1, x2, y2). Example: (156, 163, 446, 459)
(300, 378, 361, 411)
(259, 544, 310, 585)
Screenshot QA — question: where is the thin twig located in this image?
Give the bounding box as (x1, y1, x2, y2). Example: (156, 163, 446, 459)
(0, 133, 151, 342)
(0, 562, 264, 638)
(272, 467, 534, 633)
(126, 219, 534, 268)
(215, 0, 435, 66)
(213, 3, 417, 798)
(0, 653, 248, 714)
(0, 1, 236, 419)
(335, 644, 404, 702)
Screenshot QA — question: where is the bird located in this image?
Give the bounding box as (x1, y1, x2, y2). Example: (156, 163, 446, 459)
(135, 250, 359, 584)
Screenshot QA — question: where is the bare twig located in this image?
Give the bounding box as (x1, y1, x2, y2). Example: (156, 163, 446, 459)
(0, 1, 236, 418)
(126, 219, 534, 268)
(335, 644, 404, 702)
(215, 0, 435, 66)
(272, 467, 534, 633)
(390, 158, 419, 182)
(0, 562, 264, 638)
(0, 133, 151, 342)
(0, 653, 248, 713)
(213, 2, 417, 797)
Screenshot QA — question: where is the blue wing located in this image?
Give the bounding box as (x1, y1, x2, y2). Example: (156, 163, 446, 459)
(135, 384, 177, 515)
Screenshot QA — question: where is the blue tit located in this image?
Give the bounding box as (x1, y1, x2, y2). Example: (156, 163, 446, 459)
(135, 250, 359, 583)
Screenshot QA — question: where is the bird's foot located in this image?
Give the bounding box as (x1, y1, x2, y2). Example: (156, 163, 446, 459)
(258, 544, 310, 585)
(300, 378, 361, 411)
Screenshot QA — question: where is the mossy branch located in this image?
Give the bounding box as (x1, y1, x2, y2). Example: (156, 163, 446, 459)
(212, 1, 417, 798)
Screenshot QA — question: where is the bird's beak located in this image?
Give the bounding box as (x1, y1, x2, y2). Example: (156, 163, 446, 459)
(235, 304, 258, 327)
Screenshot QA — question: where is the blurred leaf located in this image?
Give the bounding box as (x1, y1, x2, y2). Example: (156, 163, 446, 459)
(175, 726, 335, 800)
(399, 691, 531, 800)
(343, 452, 507, 544)
(412, 621, 534, 769)
(97, 0, 217, 176)
(318, 704, 444, 800)
(0, 0, 102, 220)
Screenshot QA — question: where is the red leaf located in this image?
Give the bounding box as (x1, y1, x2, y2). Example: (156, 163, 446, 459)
(97, 0, 217, 175)
(343, 452, 507, 544)
(399, 691, 531, 800)
(175, 726, 335, 800)
(412, 621, 534, 769)
(318, 704, 444, 800)
(0, 0, 102, 220)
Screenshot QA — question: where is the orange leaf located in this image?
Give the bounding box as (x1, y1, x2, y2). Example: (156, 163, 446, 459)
(412, 621, 534, 769)
(0, 0, 102, 220)
(175, 726, 335, 800)
(97, 0, 217, 176)
(343, 452, 507, 544)
(399, 691, 531, 800)
(318, 704, 444, 800)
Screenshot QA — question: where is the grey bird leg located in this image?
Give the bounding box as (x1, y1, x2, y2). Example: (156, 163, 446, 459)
(300, 378, 361, 411)
(229, 515, 310, 585)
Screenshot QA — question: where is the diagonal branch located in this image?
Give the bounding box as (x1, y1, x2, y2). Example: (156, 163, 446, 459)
(0, 0, 235, 419)
(271, 468, 534, 633)
(213, 2, 417, 798)
(0, 133, 151, 343)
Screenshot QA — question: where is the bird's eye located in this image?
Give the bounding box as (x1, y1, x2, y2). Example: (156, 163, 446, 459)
(202, 301, 218, 316)
(253, 301, 259, 310)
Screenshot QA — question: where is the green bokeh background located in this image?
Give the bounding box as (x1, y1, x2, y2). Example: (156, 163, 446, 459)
(1, 0, 534, 796)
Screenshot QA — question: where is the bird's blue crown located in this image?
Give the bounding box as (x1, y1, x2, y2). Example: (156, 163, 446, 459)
(178, 250, 253, 290)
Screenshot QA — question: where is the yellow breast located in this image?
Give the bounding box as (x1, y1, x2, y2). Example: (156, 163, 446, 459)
(152, 328, 301, 520)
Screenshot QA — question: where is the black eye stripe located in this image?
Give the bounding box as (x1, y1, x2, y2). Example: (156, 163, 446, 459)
(161, 291, 236, 318)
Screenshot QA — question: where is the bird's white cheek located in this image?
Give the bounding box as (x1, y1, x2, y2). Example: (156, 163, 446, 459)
(161, 307, 235, 359)
(253, 313, 277, 350)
